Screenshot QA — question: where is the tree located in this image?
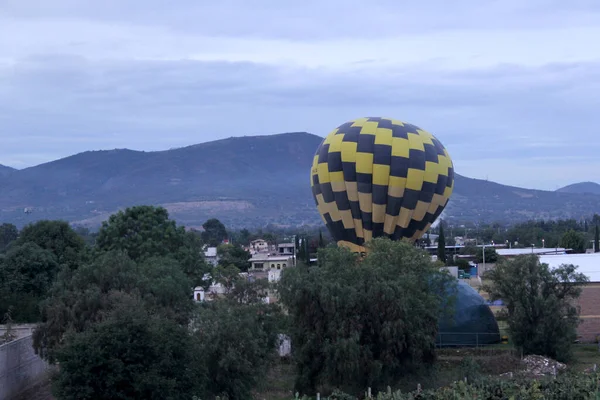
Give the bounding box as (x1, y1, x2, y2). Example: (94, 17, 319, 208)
(95, 206, 210, 286)
(278, 238, 454, 395)
(318, 230, 325, 248)
(0, 242, 59, 322)
(17, 220, 86, 269)
(560, 229, 587, 253)
(52, 296, 205, 400)
(201, 218, 228, 247)
(0, 223, 18, 252)
(33, 251, 194, 362)
(475, 247, 498, 263)
(217, 243, 251, 272)
(96, 206, 185, 261)
(238, 228, 252, 246)
(595, 225, 599, 253)
(191, 300, 282, 400)
(437, 223, 446, 263)
(483, 255, 588, 362)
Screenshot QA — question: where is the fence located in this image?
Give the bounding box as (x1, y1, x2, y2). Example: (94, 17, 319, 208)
(436, 331, 508, 349)
(0, 335, 54, 400)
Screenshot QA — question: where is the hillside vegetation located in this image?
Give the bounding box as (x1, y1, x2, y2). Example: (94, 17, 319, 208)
(2, 133, 600, 228)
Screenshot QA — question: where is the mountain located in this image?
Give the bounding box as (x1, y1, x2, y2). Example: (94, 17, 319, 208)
(556, 182, 600, 195)
(0, 164, 15, 177)
(0, 133, 323, 229)
(1, 133, 600, 229)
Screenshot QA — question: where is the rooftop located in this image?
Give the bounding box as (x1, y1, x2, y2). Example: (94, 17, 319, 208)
(204, 247, 217, 257)
(249, 254, 292, 262)
(539, 253, 600, 282)
(497, 248, 568, 256)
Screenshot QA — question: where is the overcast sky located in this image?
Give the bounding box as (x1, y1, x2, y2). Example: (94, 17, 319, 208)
(1, 0, 600, 190)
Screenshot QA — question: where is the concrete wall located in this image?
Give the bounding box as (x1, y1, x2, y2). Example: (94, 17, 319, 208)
(0, 335, 53, 400)
(577, 283, 600, 342)
(0, 324, 37, 342)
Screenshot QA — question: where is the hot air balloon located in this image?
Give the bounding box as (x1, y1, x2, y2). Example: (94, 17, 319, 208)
(311, 117, 454, 253)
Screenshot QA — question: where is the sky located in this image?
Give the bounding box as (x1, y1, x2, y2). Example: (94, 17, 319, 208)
(1, 0, 600, 190)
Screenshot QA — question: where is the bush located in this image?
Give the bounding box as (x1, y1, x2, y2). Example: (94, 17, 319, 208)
(289, 370, 600, 399)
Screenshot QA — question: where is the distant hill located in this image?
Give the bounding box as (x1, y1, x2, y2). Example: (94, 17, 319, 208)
(1, 133, 600, 229)
(0, 164, 15, 177)
(557, 182, 600, 195)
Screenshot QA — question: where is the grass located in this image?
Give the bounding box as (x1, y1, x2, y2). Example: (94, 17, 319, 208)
(571, 344, 600, 371)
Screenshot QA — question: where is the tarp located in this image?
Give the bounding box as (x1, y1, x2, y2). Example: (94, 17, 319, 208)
(437, 280, 501, 347)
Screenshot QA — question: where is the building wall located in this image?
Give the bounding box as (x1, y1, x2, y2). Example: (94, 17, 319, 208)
(0, 335, 54, 399)
(577, 283, 600, 342)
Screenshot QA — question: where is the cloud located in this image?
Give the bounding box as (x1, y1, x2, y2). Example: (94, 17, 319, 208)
(0, 0, 599, 190)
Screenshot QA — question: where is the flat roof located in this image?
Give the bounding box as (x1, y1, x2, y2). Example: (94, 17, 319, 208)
(249, 255, 291, 262)
(539, 253, 600, 282)
(497, 248, 568, 256)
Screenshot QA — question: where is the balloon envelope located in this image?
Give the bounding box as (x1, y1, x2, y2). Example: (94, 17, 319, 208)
(311, 117, 454, 253)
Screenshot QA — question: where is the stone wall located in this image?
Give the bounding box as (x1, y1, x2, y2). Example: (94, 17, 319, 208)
(0, 335, 53, 400)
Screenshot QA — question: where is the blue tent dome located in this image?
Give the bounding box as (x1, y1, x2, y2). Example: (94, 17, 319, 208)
(437, 280, 500, 347)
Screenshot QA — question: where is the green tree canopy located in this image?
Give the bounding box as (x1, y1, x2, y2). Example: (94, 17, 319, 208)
(437, 223, 446, 263)
(475, 247, 498, 263)
(96, 206, 185, 261)
(278, 238, 454, 395)
(33, 251, 193, 362)
(560, 229, 587, 253)
(191, 299, 282, 400)
(17, 220, 86, 269)
(483, 255, 588, 362)
(52, 296, 205, 400)
(217, 243, 251, 272)
(201, 218, 228, 247)
(0, 223, 18, 252)
(95, 206, 210, 286)
(0, 242, 59, 322)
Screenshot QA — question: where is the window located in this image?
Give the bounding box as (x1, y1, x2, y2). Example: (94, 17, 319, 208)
(277, 264, 281, 269)
(283, 263, 286, 268)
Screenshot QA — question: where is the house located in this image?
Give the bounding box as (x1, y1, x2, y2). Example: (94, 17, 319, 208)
(539, 253, 600, 343)
(277, 243, 295, 256)
(204, 247, 219, 266)
(250, 239, 269, 253)
(249, 254, 293, 271)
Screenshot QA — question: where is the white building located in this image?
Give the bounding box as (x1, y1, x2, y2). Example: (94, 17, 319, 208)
(249, 254, 293, 271)
(204, 246, 219, 266)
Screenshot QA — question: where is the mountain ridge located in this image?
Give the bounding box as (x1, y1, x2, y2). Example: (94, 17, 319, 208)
(556, 181, 600, 195)
(1, 132, 599, 229)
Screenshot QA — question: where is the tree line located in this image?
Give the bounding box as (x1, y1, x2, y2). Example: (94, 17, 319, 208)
(0, 207, 591, 399)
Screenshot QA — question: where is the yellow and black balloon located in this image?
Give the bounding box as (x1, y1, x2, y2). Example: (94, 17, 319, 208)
(311, 117, 454, 253)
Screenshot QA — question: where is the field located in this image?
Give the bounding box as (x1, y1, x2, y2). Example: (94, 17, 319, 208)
(254, 345, 600, 400)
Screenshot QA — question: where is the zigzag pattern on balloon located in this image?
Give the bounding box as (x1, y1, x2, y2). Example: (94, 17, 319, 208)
(311, 117, 454, 253)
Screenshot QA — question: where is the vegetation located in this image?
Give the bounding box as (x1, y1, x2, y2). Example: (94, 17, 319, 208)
(278, 238, 455, 396)
(0, 220, 85, 322)
(202, 218, 228, 247)
(437, 224, 446, 263)
(283, 370, 600, 399)
(3, 205, 600, 399)
(560, 229, 587, 253)
(9, 207, 285, 400)
(483, 255, 588, 362)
